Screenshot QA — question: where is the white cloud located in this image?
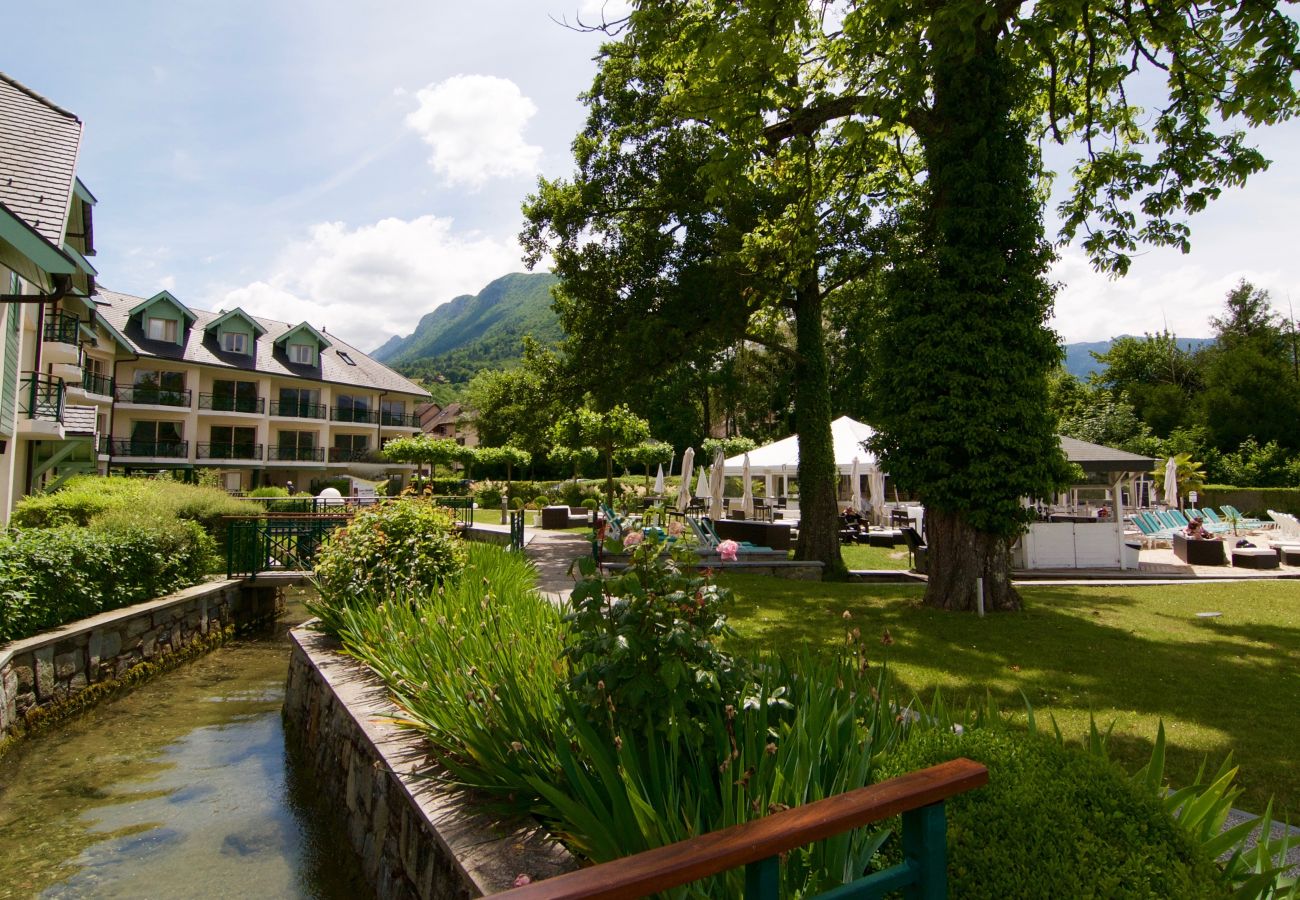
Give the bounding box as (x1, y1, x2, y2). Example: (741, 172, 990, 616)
(215, 215, 524, 351)
(1049, 246, 1294, 342)
(404, 75, 542, 188)
(577, 0, 633, 21)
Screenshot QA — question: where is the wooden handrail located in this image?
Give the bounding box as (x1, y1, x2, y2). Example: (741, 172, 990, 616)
(493, 758, 987, 900)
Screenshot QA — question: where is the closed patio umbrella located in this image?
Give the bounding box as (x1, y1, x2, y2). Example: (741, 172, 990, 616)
(676, 447, 695, 512)
(741, 452, 754, 518)
(653, 463, 665, 495)
(709, 448, 726, 520)
(1163, 456, 1179, 509)
(869, 467, 887, 525)
(695, 463, 708, 502)
(851, 456, 863, 515)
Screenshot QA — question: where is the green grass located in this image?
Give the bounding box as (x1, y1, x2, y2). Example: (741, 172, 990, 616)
(838, 542, 911, 570)
(722, 575, 1300, 817)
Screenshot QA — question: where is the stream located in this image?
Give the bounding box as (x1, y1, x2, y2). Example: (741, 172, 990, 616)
(0, 588, 370, 899)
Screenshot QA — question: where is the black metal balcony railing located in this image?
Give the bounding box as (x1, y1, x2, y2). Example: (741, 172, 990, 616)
(80, 370, 114, 397)
(42, 312, 80, 345)
(270, 400, 327, 419)
(380, 411, 421, 428)
(197, 442, 263, 461)
(115, 385, 191, 407)
(21, 374, 64, 422)
(107, 439, 189, 459)
(267, 446, 325, 462)
(328, 446, 372, 463)
(330, 406, 378, 424)
(198, 393, 265, 414)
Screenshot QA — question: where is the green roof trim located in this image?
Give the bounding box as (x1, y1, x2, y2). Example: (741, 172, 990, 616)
(0, 201, 76, 277)
(274, 321, 333, 351)
(61, 242, 97, 278)
(73, 178, 98, 206)
(92, 309, 134, 352)
(204, 307, 267, 337)
(128, 290, 198, 325)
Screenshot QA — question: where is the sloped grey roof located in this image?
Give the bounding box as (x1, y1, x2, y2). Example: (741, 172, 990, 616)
(1059, 435, 1155, 474)
(93, 288, 429, 399)
(0, 72, 82, 245)
(63, 404, 98, 435)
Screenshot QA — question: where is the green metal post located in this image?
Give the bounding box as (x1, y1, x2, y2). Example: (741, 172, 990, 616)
(744, 855, 780, 900)
(902, 803, 946, 900)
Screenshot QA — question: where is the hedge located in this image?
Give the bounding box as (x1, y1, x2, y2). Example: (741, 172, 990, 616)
(1198, 486, 1300, 518)
(0, 517, 215, 643)
(871, 728, 1223, 899)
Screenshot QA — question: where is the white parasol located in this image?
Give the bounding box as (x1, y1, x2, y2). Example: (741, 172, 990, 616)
(695, 463, 708, 502)
(676, 447, 695, 512)
(709, 448, 726, 520)
(1163, 456, 1179, 508)
(741, 452, 754, 518)
(869, 467, 887, 524)
(850, 456, 863, 515)
(653, 463, 665, 495)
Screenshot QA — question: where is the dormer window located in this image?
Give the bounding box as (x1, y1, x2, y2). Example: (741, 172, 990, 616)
(222, 332, 249, 354)
(289, 343, 313, 365)
(147, 317, 178, 343)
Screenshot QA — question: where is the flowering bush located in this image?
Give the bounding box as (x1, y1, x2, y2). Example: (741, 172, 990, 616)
(718, 538, 740, 561)
(312, 498, 467, 626)
(564, 534, 744, 739)
(622, 529, 644, 547)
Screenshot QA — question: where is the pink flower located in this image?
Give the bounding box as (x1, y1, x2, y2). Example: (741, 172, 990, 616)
(668, 521, 685, 537)
(718, 539, 740, 562)
(623, 530, 644, 547)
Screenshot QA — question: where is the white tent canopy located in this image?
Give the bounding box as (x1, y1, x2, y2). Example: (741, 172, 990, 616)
(722, 416, 879, 475)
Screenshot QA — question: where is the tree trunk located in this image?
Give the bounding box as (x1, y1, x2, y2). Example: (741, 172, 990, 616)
(923, 508, 1020, 611)
(604, 446, 615, 505)
(792, 277, 846, 578)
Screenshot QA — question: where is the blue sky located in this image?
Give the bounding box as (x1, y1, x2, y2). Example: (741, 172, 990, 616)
(8, 1, 1300, 351)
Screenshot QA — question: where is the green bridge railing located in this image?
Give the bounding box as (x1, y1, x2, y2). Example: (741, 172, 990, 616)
(224, 497, 479, 579)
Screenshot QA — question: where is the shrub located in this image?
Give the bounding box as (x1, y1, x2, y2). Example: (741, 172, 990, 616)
(248, 486, 288, 498)
(580, 498, 599, 510)
(532, 495, 550, 509)
(10, 476, 257, 537)
(506, 480, 543, 504)
(510, 496, 526, 510)
(475, 485, 503, 509)
(557, 480, 600, 507)
(0, 516, 214, 643)
(409, 476, 471, 496)
(564, 536, 745, 740)
(312, 499, 467, 614)
(870, 728, 1223, 899)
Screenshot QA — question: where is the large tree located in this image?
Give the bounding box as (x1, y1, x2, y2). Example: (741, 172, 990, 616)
(609, 0, 1298, 610)
(523, 30, 894, 577)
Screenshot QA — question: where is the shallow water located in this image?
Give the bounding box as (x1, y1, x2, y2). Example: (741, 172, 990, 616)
(0, 589, 370, 900)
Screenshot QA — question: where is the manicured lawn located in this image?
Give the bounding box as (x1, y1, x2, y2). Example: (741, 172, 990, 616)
(721, 575, 1300, 817)
(839, 542, 911, 570)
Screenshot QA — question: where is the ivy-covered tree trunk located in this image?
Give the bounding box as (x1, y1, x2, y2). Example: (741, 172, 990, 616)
(871, 30, 1067, 611)
(792, 275, 846, 579)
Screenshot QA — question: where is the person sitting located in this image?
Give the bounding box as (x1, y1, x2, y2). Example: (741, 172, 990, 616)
(1185, 517, 1215, 540)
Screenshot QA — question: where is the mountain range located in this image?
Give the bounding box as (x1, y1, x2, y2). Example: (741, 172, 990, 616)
(371, 272, 561, 383)
(370, 272, 1213, 384)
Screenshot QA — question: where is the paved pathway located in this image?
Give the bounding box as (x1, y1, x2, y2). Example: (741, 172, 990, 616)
(523, 529, 592, 605)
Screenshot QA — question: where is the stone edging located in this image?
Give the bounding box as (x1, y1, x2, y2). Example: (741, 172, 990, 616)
(0, 579, 279, 744)
(283, 626, 575, 899)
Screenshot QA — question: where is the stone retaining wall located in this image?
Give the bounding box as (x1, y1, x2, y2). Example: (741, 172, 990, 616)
(460, 525, 513, 547)
(283, 627, 574, 899)
(0, 579, 279, 742)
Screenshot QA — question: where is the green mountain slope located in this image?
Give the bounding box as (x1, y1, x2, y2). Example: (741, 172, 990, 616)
(371, 272, 561, 382)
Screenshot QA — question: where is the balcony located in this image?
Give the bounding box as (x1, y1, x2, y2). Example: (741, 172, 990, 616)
(197, 442, 263, 461)
(380, 411, 421, 428)
(42, 312, 80, 345)
(106, 439, 189, 459)
(115, 386, 191, 408)
(198, 393, 265, 414)
(21, 374, 65, 422)
(41, 313, 82, 365)
(80, 370, 114, 397)
(328, 446, 372, 463)
(330, 406, 378, 424)
(270, 399, 327, 419)
(267, 446, 326, 462)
